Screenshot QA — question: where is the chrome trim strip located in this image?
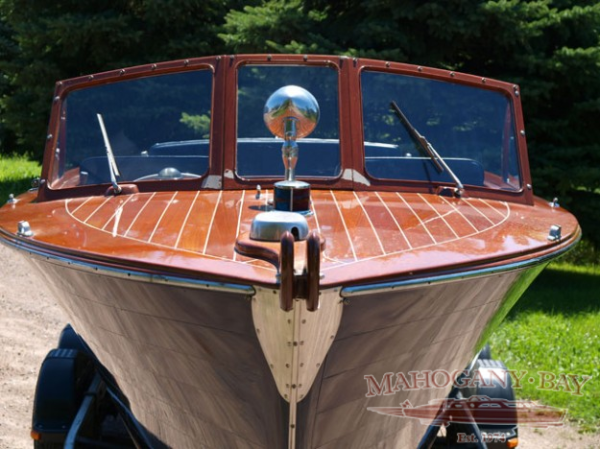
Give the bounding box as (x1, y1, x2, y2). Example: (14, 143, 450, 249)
(0, 235, 256, 296)
(341, 238, 579, 298)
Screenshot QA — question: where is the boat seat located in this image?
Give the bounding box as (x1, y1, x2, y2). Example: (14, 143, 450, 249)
(148, 138, 341, 177)
(148, 140, 210, 156)
(365, 156, 485, 186)
(236, 139, 340, 177)
(78, 155, 208, 185)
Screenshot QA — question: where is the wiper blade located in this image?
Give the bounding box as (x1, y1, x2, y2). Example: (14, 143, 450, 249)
(390, 101, 464, 195)
(96, 113, 122, 195)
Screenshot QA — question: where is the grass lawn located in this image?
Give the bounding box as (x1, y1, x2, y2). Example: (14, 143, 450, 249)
(489, 261, 600, 430)
(0, 155, 42, 203)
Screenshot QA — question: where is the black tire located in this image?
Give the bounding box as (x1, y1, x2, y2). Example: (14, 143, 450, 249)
(478, 343, 492, 360)
(33, 442, 63, 449)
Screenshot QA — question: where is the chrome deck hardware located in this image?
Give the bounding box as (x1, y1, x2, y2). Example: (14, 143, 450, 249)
(547, 225, 562, 242)
(6, 194, 17, 205)
(17, 221, 34, 237)
(264, 85, 320, 213)
(250, 211, 309, 242)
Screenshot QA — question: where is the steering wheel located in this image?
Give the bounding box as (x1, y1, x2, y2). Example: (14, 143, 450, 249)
(134, 167, 202, 181)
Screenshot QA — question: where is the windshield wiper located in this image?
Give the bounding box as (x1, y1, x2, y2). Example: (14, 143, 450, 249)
(390, 101, 464, 196)
(96, 113, 122, 195)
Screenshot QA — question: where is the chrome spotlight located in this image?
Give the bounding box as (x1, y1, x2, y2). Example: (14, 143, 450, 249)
(264, 85, 320, 213)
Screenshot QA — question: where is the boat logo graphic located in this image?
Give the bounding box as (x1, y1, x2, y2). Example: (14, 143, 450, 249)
(368, 395, 566, 428)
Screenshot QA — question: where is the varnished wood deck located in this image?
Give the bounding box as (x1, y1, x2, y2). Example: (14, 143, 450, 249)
(0, 188, 578, 287)
(66, 190, 510, 268)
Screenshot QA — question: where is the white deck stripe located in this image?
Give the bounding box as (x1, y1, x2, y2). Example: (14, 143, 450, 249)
(439, 196, 479, 233)
(83, 196, 112, 223)
(330, 190, 357, 261)
(396, 193, 437, 244)
(310, 197, 321, 235)
(148, 192, 178, 243)
(354, 192, 385, 255)
(418, 194, 459, 239)
(321, 201, 511, 272)
(375, 192, 412, 249)
(203, 190, 223, 255)
(464, 198, 495, 225)
(233, 190, 246, 261)
(100, 196, 134, 231)
(312, 195, 345, 263)
(70, 197, 93, 215)
(174, 190, 200, 249)
(64, 197, 276, 273)
(479, 199, 508, 219)
(124, 193, 156, 237)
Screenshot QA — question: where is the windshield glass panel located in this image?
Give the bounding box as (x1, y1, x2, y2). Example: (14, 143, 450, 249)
(236, 65, 340, 178)
(52, 69, 212, 188)
(361, 71, 521, 190)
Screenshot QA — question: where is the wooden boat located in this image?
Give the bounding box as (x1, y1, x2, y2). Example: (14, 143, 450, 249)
(369, 396, 566, 427)
(0, 54, 579, 448)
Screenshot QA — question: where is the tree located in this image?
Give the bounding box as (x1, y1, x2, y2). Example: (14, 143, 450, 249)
(223, 0, 600, 246)
(0, 0, 244, 158)
(1, 0, 599, 245)
(0, 12, 18, 153)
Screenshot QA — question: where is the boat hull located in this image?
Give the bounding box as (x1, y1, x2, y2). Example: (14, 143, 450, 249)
(17, 245, 545, 448)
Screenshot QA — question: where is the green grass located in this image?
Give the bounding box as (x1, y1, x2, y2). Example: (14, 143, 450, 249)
(489, 262, 600, 430)
(0, 155, 42, 203)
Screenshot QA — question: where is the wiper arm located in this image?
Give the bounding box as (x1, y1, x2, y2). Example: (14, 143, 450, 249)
(96, 113, 122, 195)
(390, 101, 464, 195)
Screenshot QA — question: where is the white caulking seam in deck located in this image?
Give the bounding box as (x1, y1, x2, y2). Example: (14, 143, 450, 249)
(439, 196, 479, 233)
(418, 193, 460, 239)
(478, 198, 509, 219)
(353, 191, 386, 255)
(123, 192, 156, 237)
(463, 198, 496, 225)
(330, 190, 358, 261)
(233, 190, 246, 261)
(321, 193, 511, 271)
(310, 196, 343, 263)
(397, 192, 437, 244)
(421, 209, 455, 225)
(69, 196, 93, 215)
(83, 196, 112, 224)
(375, 192, 412, 250)
(309, 197, 321, 235)
(65, 195, 277, 273)
(175, 190, 200, 249)
(202, 190, 223, 255)
(100, 195, 135, 231)
(148, 192, 178, 243)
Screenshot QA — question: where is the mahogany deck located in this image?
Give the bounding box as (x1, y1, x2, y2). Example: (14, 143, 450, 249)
(0, 189, 579, 289)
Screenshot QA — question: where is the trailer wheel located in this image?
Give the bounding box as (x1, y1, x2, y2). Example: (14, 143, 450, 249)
(31, 348, 94, 447)
(33, 441, 63, 449)
(57, 324, 87, 353)
(465, 358, 518, 449)
(478, 343, 492, 360)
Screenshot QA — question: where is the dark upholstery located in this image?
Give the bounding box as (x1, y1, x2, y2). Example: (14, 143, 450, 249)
(79, 155, 208, 185)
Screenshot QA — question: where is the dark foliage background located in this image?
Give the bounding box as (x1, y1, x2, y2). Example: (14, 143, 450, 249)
(1, 0, 599, 245)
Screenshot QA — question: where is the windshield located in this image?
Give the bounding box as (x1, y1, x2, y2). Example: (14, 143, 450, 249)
(361, 71, 521, 190)
(52, 69, 213, 188)
(236, 65, 340, 178)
